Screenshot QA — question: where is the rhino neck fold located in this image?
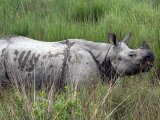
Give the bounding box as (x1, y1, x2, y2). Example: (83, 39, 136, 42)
(79, 40, 118, 82)
(100, 58, 118, 84)
(84, 41, 113, 64)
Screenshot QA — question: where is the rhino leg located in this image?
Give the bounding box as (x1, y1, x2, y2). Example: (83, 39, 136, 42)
(0, 60, 10, 88)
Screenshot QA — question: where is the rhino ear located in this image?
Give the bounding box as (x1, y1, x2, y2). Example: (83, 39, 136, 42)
(122, 32, 131, 44)
(141, 41, 150, 49)
(108, 33, 117, 46)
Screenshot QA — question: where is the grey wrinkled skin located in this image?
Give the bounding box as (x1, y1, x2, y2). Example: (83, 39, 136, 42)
(0, 33, 154, 90)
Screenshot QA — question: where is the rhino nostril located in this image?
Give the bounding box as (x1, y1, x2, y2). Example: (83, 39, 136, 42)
(146, 55, 151, 59)
(143, 54, 154, 62)
(146, 55, 153, 61)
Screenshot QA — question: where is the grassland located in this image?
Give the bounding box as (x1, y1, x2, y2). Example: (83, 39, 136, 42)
(0, 0, 160, 119)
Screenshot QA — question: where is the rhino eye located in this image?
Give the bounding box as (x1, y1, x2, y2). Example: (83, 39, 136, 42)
(129, 52, 136, 58)
(118, 57, 122, 60)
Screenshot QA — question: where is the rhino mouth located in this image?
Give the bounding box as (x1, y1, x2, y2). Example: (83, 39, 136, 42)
(138, 52, 154, 72)
(122, 61, 154, 76)
(140, 61, 154, 72)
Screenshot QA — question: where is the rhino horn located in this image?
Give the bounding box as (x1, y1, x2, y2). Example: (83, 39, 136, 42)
(122, 32, 131, 44)
(141, 41, 150, 49)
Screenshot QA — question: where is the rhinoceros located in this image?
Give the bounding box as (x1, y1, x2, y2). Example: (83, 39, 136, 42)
(0, 33, 154, 90)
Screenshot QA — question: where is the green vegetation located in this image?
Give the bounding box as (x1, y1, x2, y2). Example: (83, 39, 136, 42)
(0, 0, 160, 119)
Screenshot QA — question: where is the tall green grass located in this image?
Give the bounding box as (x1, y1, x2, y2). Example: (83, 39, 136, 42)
(0, 0, 160, 119)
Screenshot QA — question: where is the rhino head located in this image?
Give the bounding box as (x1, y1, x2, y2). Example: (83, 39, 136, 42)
(108, 33, 154, 76)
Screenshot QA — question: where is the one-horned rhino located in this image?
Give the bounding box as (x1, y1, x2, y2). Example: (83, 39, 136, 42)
(0, 33, 154, 90)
